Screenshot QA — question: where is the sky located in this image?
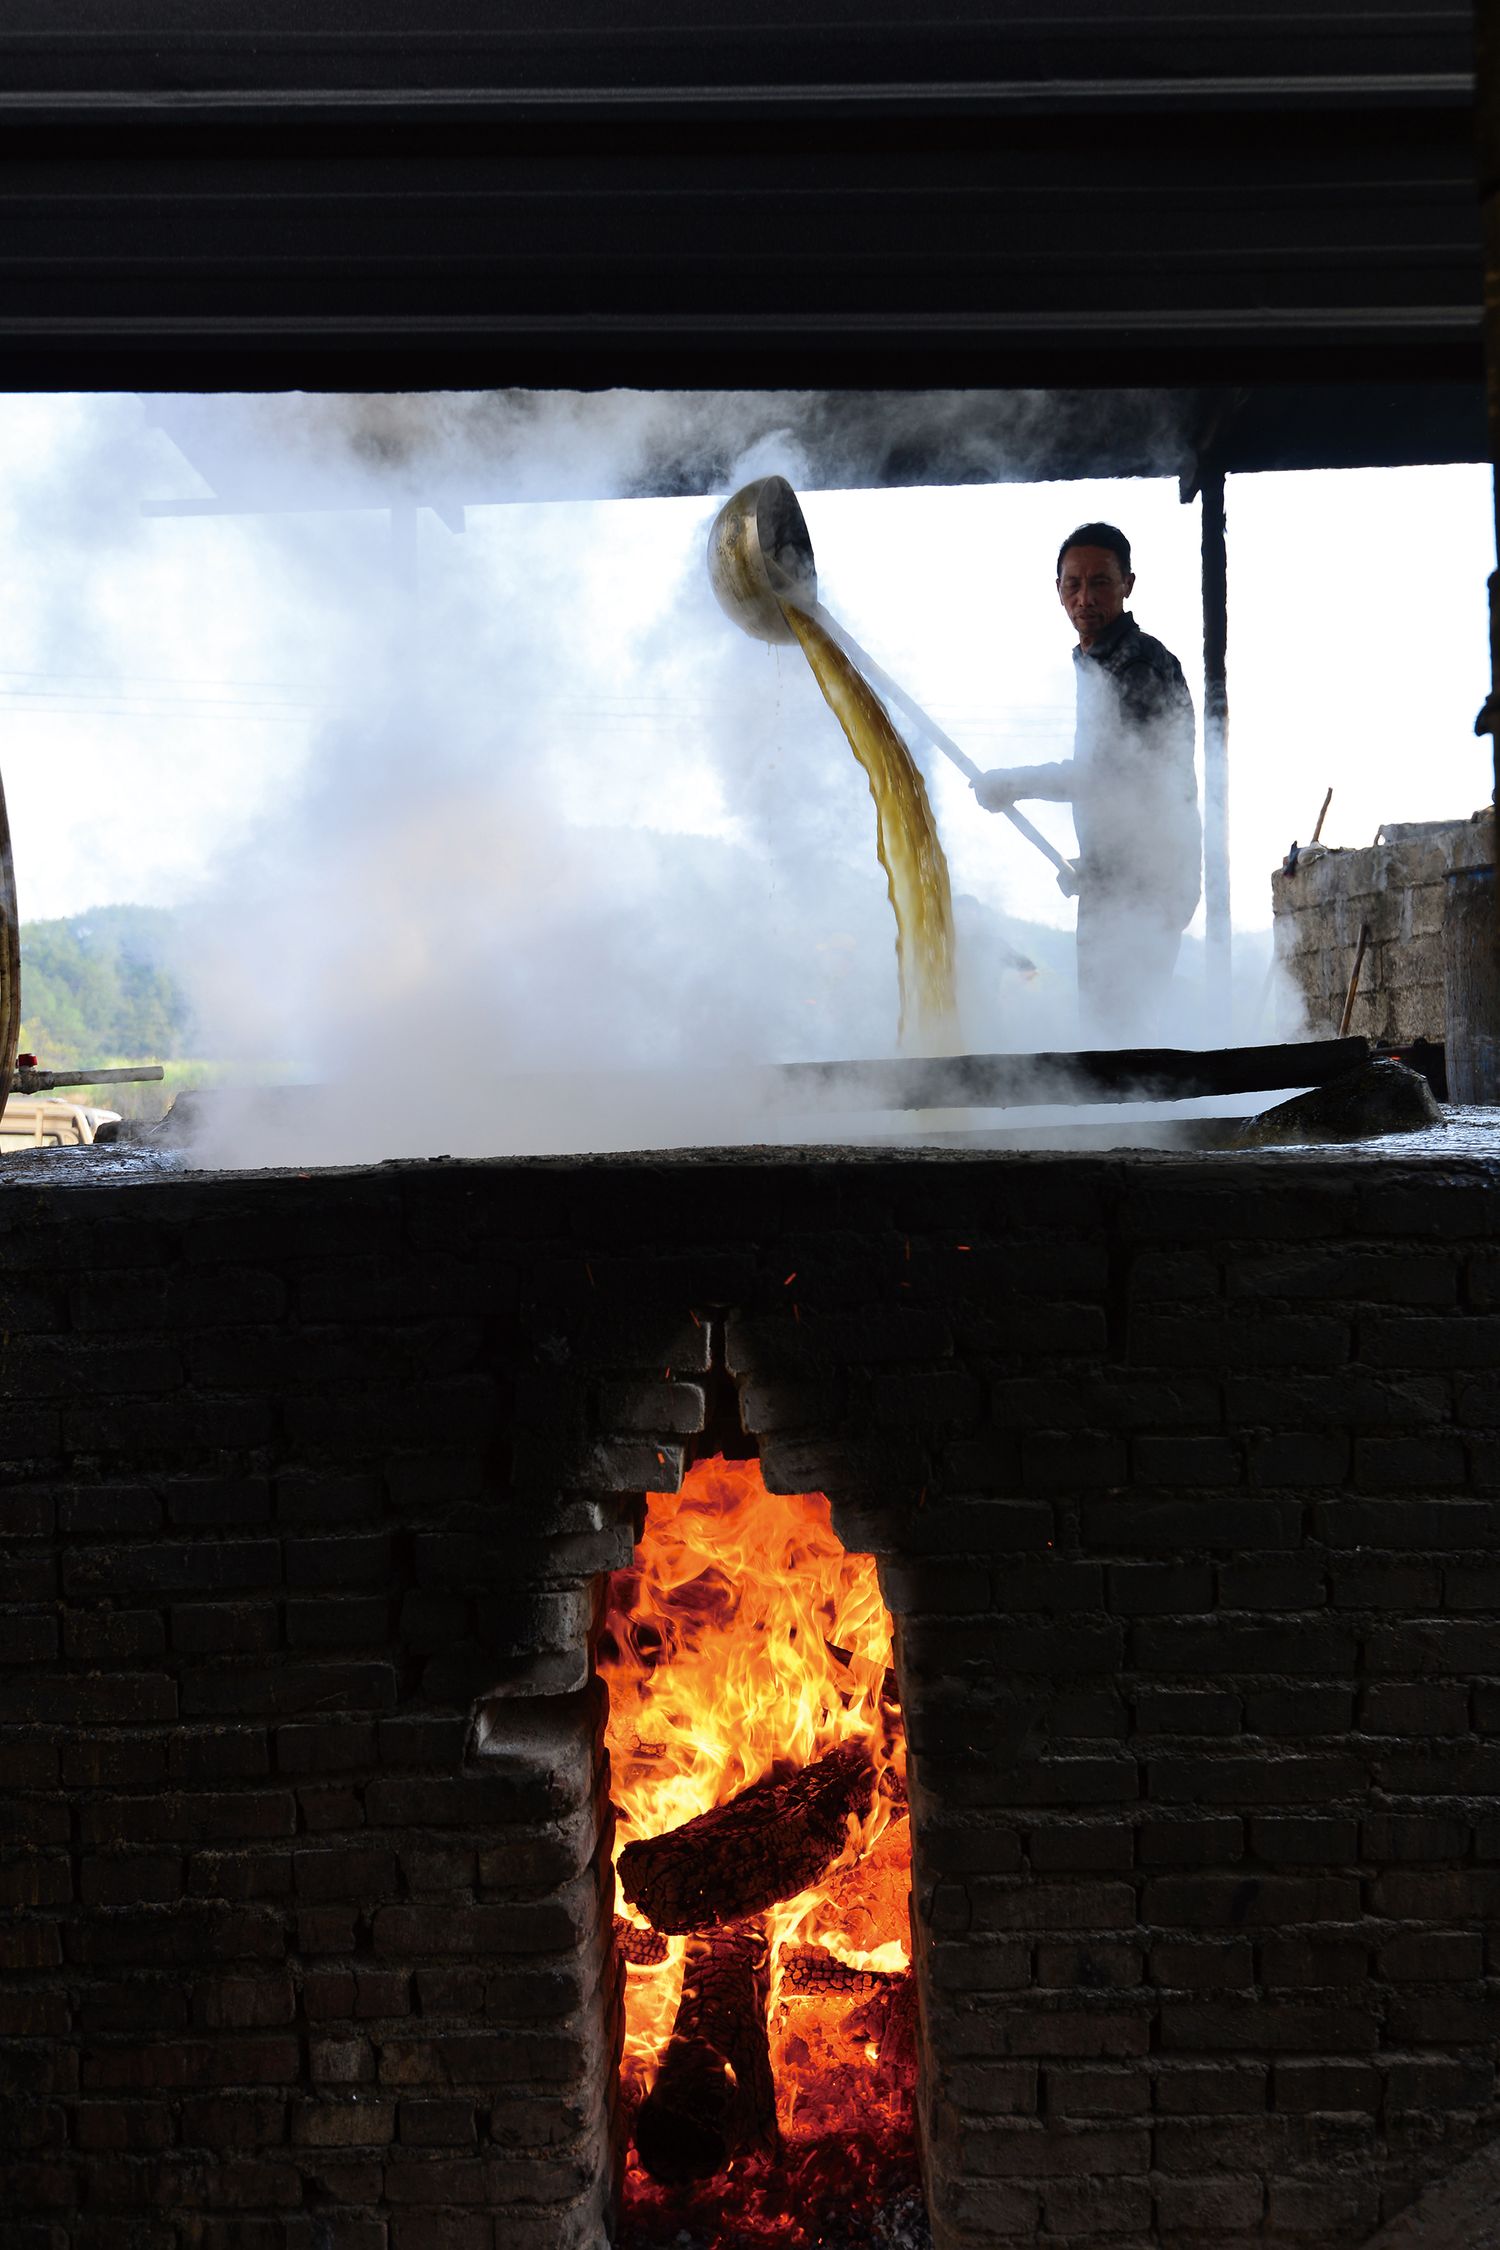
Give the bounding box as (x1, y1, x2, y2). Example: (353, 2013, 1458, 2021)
(0, 392, 1492, 1104)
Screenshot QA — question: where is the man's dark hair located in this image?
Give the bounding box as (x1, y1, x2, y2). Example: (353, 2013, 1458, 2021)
(1056, 522, 1132, 579)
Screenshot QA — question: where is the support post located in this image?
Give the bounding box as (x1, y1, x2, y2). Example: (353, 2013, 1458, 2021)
(0, 776, 17, 1116)
(1201, 465, 1232, 1029)
(1476, 0, 1500, 998)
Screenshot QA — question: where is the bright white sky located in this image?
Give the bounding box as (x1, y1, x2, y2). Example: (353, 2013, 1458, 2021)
(0, 396, 1492, 951)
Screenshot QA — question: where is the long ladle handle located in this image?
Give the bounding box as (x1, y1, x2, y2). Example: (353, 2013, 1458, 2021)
(810, 604, 1075, 879)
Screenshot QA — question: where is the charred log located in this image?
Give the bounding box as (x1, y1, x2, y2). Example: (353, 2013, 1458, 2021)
(632, 1920, 776, 2183)
(618, 1740, 876, 1934)
(780, 1946, 907, 1999)
(615, 1916, 669, 1967)
(876, 1970, 920, 2097)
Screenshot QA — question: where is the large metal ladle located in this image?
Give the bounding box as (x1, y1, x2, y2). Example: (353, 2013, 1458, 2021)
(706, 474, 818, 646)
(707, 475, 1077, 887)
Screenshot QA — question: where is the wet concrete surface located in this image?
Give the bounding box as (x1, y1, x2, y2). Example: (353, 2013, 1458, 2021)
(0, 1107, 1496, 1189)
(0, 1140, 186, 1188)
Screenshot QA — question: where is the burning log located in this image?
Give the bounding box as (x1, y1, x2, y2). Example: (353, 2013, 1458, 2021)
(618, 1741, 876, 1935)
(633, 1920, 776, 2183)
(615, 1916, 669, 1967)
(780, 1946, 906, 2000)
(876, 1970, 920, 2097)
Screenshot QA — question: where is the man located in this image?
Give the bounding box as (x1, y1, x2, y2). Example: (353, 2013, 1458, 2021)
(974, 523, 1202, 1040)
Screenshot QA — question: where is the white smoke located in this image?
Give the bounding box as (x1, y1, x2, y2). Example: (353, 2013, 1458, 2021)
(10, 386, 1312, 1165)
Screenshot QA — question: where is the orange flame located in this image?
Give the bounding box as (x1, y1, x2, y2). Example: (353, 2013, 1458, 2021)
(599, 1455, 914, 2215)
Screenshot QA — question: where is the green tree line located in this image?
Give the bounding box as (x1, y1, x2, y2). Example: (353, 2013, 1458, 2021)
(18, 905, 193, 1068)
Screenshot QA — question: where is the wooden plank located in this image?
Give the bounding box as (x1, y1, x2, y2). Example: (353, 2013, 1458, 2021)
(768, 1036, 1372, 1113)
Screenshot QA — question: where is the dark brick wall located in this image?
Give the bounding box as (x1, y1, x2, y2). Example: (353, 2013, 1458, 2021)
(2, 1149, 1499, 2250)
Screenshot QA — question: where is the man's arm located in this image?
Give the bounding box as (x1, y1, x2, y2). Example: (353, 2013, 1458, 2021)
(973, 761, 1076, 812)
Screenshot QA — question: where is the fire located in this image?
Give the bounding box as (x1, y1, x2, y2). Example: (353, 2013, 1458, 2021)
(599, 1456, 917, 2240)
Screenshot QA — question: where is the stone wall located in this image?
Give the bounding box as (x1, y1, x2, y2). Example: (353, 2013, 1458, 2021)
(1270, 809, 1494, 1044)
(3, 1149, 1500, 2250)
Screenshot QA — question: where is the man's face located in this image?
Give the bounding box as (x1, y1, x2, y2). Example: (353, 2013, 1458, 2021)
(1057, 544, 1135, 649)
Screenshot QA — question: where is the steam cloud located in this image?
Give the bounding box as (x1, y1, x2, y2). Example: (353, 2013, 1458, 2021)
(14, 388, 1291, 1165)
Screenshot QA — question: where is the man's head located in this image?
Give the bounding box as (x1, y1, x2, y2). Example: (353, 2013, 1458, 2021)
(1056, 522, 1135, 649)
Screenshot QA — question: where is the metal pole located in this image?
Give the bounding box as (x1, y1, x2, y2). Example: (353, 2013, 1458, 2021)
(1201, 465, 1232, 1028)
(0, 770, 17, 1117)
(1475, 0, 1500, 999)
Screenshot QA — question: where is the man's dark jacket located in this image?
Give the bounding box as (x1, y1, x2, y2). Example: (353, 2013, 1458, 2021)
(1003, 610, 1202, 929)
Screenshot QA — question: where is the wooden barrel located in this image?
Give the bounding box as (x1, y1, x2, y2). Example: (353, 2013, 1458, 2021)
(0, 768, 17, 1119)
(1443, 863, 1500, 1104)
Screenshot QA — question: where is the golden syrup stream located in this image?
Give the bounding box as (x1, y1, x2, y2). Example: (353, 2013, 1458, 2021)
(781, 602, 960, 1053)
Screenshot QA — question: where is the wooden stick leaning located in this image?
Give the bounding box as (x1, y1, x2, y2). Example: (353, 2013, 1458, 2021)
(1339, 923, 1372, 1039)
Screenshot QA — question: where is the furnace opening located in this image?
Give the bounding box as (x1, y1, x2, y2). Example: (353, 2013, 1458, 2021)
(597, 1456, 924, 2246)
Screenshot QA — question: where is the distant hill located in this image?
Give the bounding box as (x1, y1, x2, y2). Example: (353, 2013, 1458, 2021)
(19, 905, 194, 1068)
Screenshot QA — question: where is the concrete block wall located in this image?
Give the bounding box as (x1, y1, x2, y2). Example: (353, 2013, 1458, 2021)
(3, 1150, 1500, 2249)
(1270, 808, 1493, 1044)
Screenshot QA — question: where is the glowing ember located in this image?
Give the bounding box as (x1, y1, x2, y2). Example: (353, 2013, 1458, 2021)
(599, 1457, 919, 2239)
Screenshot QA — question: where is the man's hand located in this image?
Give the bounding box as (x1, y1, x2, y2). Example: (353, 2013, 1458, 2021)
(973, 769, 1020, 813)
(1056, 861, 1083, 900)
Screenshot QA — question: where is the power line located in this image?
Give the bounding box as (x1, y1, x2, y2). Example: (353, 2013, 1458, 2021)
(0, 667, 325, 692)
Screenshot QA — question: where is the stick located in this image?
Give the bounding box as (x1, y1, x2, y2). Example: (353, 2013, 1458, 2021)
(632, 1920, 776, 2183)
(823, 1639, 901, 1709)
(618, 1741, 876, 1935)
(1338, 923, 1372, 1039)
(1311, 787, 1333, 844)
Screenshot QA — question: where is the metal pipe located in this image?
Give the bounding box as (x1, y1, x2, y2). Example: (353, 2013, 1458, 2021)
(12, 1065, 165, 1096)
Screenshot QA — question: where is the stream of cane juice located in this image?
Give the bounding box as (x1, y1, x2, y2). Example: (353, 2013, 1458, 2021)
(781, 603, 960, 1054)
